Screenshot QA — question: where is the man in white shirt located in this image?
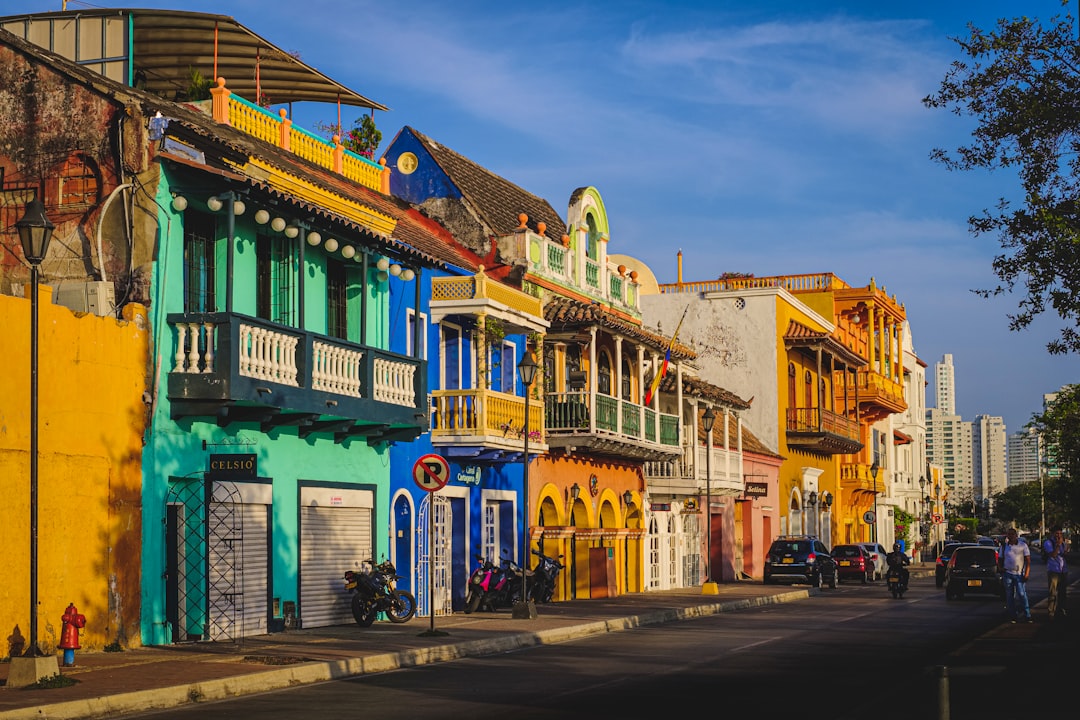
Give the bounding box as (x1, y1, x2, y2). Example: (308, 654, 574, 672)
(1001, 527, 1031, 623)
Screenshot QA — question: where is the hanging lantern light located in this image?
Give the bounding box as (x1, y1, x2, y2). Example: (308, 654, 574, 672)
(232, 200, 246, 216)
(254, 209, 270, 224)
(206, 195, 224, 212)
(341, 245, 356, 259)
(376, 257, 390, 271)
(271, 217, 286, 233)
(306, 231, 322, 246)
(171, 195, 188, 212)
(324, 238, 339, 253)
(400, 268, 415, 281)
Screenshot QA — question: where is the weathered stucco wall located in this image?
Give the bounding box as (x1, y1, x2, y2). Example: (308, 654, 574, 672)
(0, 289, 148, 656)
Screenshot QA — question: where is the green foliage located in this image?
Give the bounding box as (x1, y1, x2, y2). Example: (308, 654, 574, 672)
(184, 67, 212, 101)
(923, 1, 1080, 355)
(315, 114, 382, 159)
(30, 673, 77, 689)
(894, 508, 916, 547)
(1026, 383, 1080, 529)
(992, 480, 1046, 531)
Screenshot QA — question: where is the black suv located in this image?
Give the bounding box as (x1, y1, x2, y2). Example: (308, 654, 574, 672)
(763, 535, 838, 588)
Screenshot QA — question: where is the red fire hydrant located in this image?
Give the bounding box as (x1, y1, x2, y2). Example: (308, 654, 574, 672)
(59, 603, 86, 667)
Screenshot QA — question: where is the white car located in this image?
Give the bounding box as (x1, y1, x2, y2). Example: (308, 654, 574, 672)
(857, 542, 889, 580)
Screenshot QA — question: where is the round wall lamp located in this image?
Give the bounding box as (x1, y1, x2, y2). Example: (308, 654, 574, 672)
(389, 263, 402, 277)
(271, 217, 286, 233)
(306, 231, 322, 247)
(254, 209, 270, 225)
(376, 270, 389, 282)
(341, 245, 356, 259)
(376, 257, 390, 271)
(324, 238, 340, 253)
(232, 200, 246, 216)
(171, 195, 188, 212)
(400, 268, 415, 281)
(284, 224, 300, 239)
(206, 195, 223, 212)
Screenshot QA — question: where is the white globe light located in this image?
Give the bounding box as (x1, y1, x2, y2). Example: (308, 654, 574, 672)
(171, 195, 188, 212)
(389, 263, 402, 277)
(401, 268, 415, 281)
(232, 200, 246, 216)
(376, 257, 390, 271)
(376, 270, 389, 283)
(284, 224, 300, 239)
(271, 217, 286, 232)
(324, 238, 339, 253)
(341, 245, 355, 259)
(306, 231, 322, 246)
(206, 196, 223, 212)
(254, 209, 270, 224)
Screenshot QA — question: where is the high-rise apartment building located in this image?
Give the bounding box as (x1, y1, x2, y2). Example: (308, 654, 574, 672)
(935, 353, 957, 416)
(1007, 428, 1041, 486)
(972, 415, 1008, 506)
(926, 354, 973, 510)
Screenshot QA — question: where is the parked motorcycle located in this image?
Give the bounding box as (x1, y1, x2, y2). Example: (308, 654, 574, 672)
(344, 559, 417, 626)
(464, 555, 509, 614)
(530, 548, 564, 604)
(885, 566, 909, 599)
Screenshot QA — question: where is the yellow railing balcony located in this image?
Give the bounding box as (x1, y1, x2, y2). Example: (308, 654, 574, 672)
(835, 369, 906, 419)
(431, 388, 546, 450)
(840, 462, 885, 494)
(211, 80, 389, 194)
(431, 267, 545, 333)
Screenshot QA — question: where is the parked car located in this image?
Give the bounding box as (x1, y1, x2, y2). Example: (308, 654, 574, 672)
(763, 535, 838, 588)
(935, 542, 972, 587)
(832, 544, 874, 584)
(857, 542, 889, 580)
(977, 536, 1001, 561)
(945, 545, 1004, 601)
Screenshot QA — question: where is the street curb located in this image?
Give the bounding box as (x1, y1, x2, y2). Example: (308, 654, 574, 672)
(0, 589, 811, 720)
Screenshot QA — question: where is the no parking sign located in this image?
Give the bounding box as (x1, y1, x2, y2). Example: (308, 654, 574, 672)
(413, 454, 450, 493)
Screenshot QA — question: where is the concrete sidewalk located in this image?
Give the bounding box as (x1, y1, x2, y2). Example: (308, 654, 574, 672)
(1, 565, 1074, 720)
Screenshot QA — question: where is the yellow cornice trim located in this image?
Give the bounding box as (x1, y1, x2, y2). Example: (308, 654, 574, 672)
(247, 158, 396, 236)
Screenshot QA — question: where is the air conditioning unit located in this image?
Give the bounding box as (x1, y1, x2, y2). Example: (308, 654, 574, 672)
(54, 281, 116, 317)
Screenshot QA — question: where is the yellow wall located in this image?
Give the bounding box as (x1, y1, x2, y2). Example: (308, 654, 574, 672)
(772, 295, 841, 539)
(0, 288, 148, 656)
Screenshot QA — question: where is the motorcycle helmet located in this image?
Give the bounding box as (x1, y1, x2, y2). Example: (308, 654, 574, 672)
(892, 542, 901, 553)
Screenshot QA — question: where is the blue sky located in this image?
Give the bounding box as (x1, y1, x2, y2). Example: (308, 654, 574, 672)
(16, 0, 1076, 433)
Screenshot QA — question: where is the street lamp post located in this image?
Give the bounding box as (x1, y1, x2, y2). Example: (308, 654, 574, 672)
(512, 351, 538, 620)
(701, 407, 717, 593)
(7, 197, 59, 687)
(870, 462, 880, 544)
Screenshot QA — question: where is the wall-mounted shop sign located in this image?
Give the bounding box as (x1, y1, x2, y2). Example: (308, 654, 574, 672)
(208, 453, 257, 480)
(744, 481, 768, 497)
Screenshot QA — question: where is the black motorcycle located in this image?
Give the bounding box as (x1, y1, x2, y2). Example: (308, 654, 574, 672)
(530, 548, 564, 603)
(344, 559, 417, 626)
(885, 566, 909, 598)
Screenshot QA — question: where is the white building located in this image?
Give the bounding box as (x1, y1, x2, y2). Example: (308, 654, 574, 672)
(1006, 429, 1041, 486)
(926, 354, 973, 507)
(972, 415, 1008, 508)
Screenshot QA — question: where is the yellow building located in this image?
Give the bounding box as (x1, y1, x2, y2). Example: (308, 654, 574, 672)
(0, 290, 148, 655)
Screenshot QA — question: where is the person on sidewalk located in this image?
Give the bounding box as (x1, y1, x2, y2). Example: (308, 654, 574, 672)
(1001, 527, 1031, 622)
(1042, 526, 1069, 620)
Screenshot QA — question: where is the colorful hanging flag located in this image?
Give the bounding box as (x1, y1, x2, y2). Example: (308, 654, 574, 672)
(644, 305, 688, 406)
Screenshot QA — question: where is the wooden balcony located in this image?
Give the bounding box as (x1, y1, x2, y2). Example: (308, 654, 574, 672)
(840, 462, 885, 496)
(166, 312, 426, 442)
(430, 268, 548, 334)
(644, 444, 744, 496)
(430, 388, 547, 460)
(544, 391, 681, 461)
(785, 407, 862, 455)
(836, 369, 906, 422)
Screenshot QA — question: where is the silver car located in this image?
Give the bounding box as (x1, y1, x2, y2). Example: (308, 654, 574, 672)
(857, 542, 889, 580)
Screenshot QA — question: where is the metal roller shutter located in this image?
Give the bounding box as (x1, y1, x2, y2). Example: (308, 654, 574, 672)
(300, 493, 373, 628)
(207, 502, 269, 640)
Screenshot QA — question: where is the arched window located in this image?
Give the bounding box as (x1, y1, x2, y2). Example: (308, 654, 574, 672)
(819, 377, 827, 412)
(787, 363, 797, 410)
(598, 351, 612, 396)
(586, 213, 600, 261)
(804, 370, 814, 409)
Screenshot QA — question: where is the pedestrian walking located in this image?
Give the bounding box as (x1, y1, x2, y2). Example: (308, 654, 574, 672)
(1001, 527, 1031, 622)
(1042, 526, 1069, 620)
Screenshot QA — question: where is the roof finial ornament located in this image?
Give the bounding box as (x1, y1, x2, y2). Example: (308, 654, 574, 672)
(518, 213, 528, 229)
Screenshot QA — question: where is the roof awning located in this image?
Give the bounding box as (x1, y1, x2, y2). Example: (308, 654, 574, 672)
(1, 8, 387, 110)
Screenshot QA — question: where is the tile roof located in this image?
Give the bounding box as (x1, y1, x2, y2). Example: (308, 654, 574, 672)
(658, 373, 751, 410)
(783, 319, 866, 367)
(407, 127, 568, 244)
(544, 295, 696, 359)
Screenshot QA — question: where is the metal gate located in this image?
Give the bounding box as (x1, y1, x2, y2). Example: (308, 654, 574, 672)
(164, 476, 244, 644)
(416, 494, 452, 617)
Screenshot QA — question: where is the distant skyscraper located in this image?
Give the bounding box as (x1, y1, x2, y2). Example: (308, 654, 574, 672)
(935, 354, 956, 416)
(1007, 428, 1041, 486)
(926, 354, 973, 508)
(972, 415, 1008, 506)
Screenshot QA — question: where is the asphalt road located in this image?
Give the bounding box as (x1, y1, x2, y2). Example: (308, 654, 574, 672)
(128, 570, 1058, 720)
